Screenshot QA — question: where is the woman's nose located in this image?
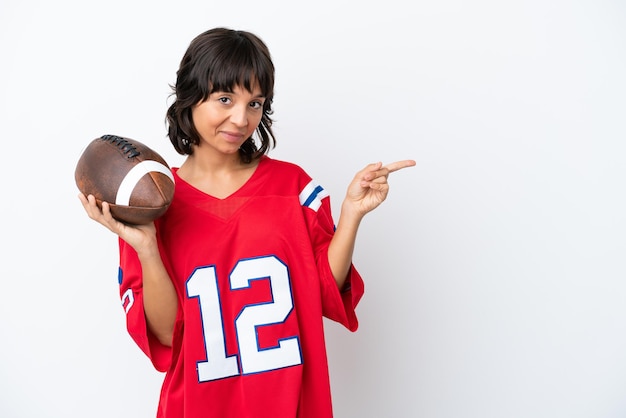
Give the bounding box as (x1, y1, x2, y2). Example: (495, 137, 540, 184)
(229, 104, 248, 127)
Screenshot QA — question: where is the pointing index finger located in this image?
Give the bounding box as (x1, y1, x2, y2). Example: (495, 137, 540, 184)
(384, 159, 417, 174)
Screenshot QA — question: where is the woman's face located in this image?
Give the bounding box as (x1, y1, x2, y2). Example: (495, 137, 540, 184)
(191, 83, 265, 157)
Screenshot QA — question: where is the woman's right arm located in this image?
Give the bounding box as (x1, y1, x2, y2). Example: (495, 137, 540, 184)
(79, 193, 178, 347)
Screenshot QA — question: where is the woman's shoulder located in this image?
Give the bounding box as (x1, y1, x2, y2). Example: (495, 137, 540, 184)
(261, 156, 310, 178)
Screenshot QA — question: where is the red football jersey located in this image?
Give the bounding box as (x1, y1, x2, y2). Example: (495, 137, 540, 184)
(117, 156, 365, 418)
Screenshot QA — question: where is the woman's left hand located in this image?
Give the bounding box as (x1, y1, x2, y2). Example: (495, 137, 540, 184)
(344, 159, 416, 217)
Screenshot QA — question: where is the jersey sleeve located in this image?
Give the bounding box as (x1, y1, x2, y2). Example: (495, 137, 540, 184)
(118, 238, 172, 372)
(300, 178, 365, 331)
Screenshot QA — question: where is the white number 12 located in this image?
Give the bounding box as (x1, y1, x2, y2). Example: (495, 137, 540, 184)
(186, 255, 302, 382)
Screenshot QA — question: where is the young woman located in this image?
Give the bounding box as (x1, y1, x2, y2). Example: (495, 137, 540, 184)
(79, 27, 415, 418)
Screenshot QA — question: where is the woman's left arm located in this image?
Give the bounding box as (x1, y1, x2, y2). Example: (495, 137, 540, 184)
(328, 160, 416, 288)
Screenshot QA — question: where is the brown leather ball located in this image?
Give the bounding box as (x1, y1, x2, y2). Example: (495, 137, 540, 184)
(75, 135, 175, 225)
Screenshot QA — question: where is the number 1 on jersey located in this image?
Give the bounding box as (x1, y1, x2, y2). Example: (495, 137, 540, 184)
(187, 265, 239, 381)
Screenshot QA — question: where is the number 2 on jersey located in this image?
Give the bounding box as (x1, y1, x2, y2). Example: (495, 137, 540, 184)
(186, 255, 302, 382)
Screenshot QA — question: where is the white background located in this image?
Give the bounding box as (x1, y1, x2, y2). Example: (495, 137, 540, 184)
(1, 1, 625, 417)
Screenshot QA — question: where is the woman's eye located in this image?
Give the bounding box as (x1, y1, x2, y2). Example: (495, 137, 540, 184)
(218, 97, 231, 104)
(250, 101, 263, 110)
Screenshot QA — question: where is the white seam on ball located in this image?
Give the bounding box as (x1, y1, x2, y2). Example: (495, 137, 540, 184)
(115, 161, 174, 206)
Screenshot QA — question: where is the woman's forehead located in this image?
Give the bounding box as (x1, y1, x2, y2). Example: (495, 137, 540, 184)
(210, 73, 264, 94)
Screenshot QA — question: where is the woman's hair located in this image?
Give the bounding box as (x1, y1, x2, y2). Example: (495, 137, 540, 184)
(166, 27, 276, 163)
